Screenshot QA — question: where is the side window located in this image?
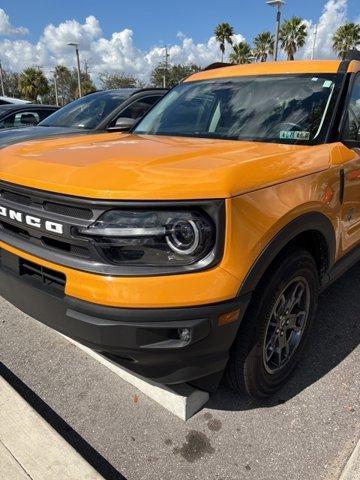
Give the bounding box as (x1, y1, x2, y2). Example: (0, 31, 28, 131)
(343, 75, 360, 142)
(115, 96, 160, 121)
(0, 111, 41, 129)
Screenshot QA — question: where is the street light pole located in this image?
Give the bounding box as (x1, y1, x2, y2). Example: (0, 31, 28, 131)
(267, 0, 285, 61)
(68, 42, 82, 98)
(0, 60, 5, 97)
(163, 45, 170, 88)
(311, 24, 318, 60)
(52, 70, 59, 106)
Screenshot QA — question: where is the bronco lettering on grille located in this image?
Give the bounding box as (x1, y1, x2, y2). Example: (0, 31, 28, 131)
(0, 205, 64, 235)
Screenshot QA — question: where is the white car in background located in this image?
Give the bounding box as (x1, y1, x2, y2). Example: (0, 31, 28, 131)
(0, 96, 30, 105)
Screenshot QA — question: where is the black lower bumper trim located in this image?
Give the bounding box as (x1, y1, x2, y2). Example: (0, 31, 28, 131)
(0, 250, 251, 384)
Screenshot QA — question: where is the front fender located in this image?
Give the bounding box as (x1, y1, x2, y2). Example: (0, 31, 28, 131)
(238, 212, 336, 295)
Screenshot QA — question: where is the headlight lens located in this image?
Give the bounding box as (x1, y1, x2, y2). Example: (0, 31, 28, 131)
(77, 209, 217, 268)
(166, 219, 200, 255)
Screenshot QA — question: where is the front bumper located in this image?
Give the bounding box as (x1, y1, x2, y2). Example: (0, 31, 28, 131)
(0, 249, 251, 385)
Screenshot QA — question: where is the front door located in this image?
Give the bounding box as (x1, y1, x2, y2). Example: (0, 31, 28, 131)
(339, 73, 360, 252)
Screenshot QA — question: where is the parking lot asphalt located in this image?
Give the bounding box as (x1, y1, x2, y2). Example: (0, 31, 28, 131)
(0, 263, 359, 480)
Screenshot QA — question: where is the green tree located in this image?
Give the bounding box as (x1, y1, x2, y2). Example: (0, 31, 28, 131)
(333, 22, 360, 60)
(253, 31, 274, 62)
(150, 63, 201, 88)
(229, 42, 253, 64)
(1, 70, 21, 98)
(51, 65, 72, 105)
(214, 22, 235, 62)
(18, 67, 50, 102)
(79, 72, 96, 96)
(279, 16, 308, 61)
(46, 65, 96, 105)
(68, 69, 96, 100)
(98, 72, 141, 89)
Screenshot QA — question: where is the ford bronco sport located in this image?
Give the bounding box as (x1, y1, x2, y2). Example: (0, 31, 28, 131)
(0, 53, 360, 398)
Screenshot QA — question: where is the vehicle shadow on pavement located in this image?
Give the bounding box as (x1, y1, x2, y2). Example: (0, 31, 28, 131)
(208, 261, 360, 412)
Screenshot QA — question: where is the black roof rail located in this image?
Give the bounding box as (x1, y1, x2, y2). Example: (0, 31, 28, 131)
(203, 62, 232, 71)
(345, 49, 360, 61)
(136, 87, 169, 92)
(129, 87, 169, 96)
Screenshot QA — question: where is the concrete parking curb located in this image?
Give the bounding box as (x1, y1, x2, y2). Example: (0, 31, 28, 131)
(340, 438, 360, 480)
(62, 334, 209, 421)
(0, 377, 105, 480)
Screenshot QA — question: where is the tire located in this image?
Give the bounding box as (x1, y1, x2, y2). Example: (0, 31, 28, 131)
(225, 248, 319, 399)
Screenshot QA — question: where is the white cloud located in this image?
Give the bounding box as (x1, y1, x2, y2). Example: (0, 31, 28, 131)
(300, 0, 348, 59)
(0, 13, 245, 82)
(41, 15, 101, 52)
(0, 1, 356, 83)
(0, 8, 28, 35)
(0, 39, 47, 70)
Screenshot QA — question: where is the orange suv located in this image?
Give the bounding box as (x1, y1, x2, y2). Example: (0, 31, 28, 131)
(0, 52, 360, 398)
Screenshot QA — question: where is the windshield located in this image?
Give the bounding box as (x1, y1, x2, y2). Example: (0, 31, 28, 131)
(134, 75, 339, 145)
(40, 89, 136, 129)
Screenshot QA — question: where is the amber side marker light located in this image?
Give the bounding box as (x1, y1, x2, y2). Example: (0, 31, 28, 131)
(218, 309, 241, 326)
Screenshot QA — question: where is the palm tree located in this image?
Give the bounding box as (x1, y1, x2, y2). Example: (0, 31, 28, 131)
(229, 42, 253, 64)
(53, 65, 72, 105)
(253, 31, 274, 62)
(214, 23, 235, 62)
(19, 67, 49, 102)
(279, 17, 308, 61)
(333, 23, 360, 60)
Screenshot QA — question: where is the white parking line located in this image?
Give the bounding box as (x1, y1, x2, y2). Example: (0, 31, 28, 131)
(0, 377, 105, 480)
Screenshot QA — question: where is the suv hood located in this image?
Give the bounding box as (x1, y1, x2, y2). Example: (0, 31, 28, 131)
(0, 133, 331, 200)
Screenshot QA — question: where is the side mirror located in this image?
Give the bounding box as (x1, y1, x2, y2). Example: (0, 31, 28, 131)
(107, 117, 136, 132)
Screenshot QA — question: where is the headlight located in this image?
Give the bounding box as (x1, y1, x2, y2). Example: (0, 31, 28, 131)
(76, 203, 224, 273)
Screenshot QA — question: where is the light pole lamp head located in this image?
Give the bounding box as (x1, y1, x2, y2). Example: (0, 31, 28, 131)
(266, 0, 285, 8)
(68, 42, 78, 48)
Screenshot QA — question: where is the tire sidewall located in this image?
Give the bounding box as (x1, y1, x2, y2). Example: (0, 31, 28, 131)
(244, 250, 319, 397)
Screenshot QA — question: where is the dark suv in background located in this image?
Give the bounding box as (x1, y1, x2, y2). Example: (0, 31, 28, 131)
(0, 88, 167, 148)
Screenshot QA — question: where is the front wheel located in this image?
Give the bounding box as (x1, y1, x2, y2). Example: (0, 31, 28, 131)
(225, 249, 319, 399)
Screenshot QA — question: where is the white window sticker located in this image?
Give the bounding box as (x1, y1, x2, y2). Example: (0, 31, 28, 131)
(280, 131, 311, 140)
(323, 80, 333, 88)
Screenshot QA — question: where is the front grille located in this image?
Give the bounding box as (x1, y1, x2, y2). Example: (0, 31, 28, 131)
(0, 185, 94, 220)
(41, 236, 90, 257)
(0, 181, 98, 262)
(0, 248, 66, 293)
(0, 220, 30, 239)
(44, 202, 93, 220)
(20, 258, 66, 290)
(0, 181, 135, 274)
(2, 190, 32, 206)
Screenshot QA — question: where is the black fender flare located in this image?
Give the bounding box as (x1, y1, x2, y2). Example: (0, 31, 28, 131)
(238, 212, 336, 296)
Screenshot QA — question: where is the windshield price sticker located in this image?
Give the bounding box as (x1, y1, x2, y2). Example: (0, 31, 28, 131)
(323, 80, 333, 88)
(280, 131, 311, 141)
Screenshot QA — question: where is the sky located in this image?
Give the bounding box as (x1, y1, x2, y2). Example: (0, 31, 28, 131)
(0, 0, 359, 82)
